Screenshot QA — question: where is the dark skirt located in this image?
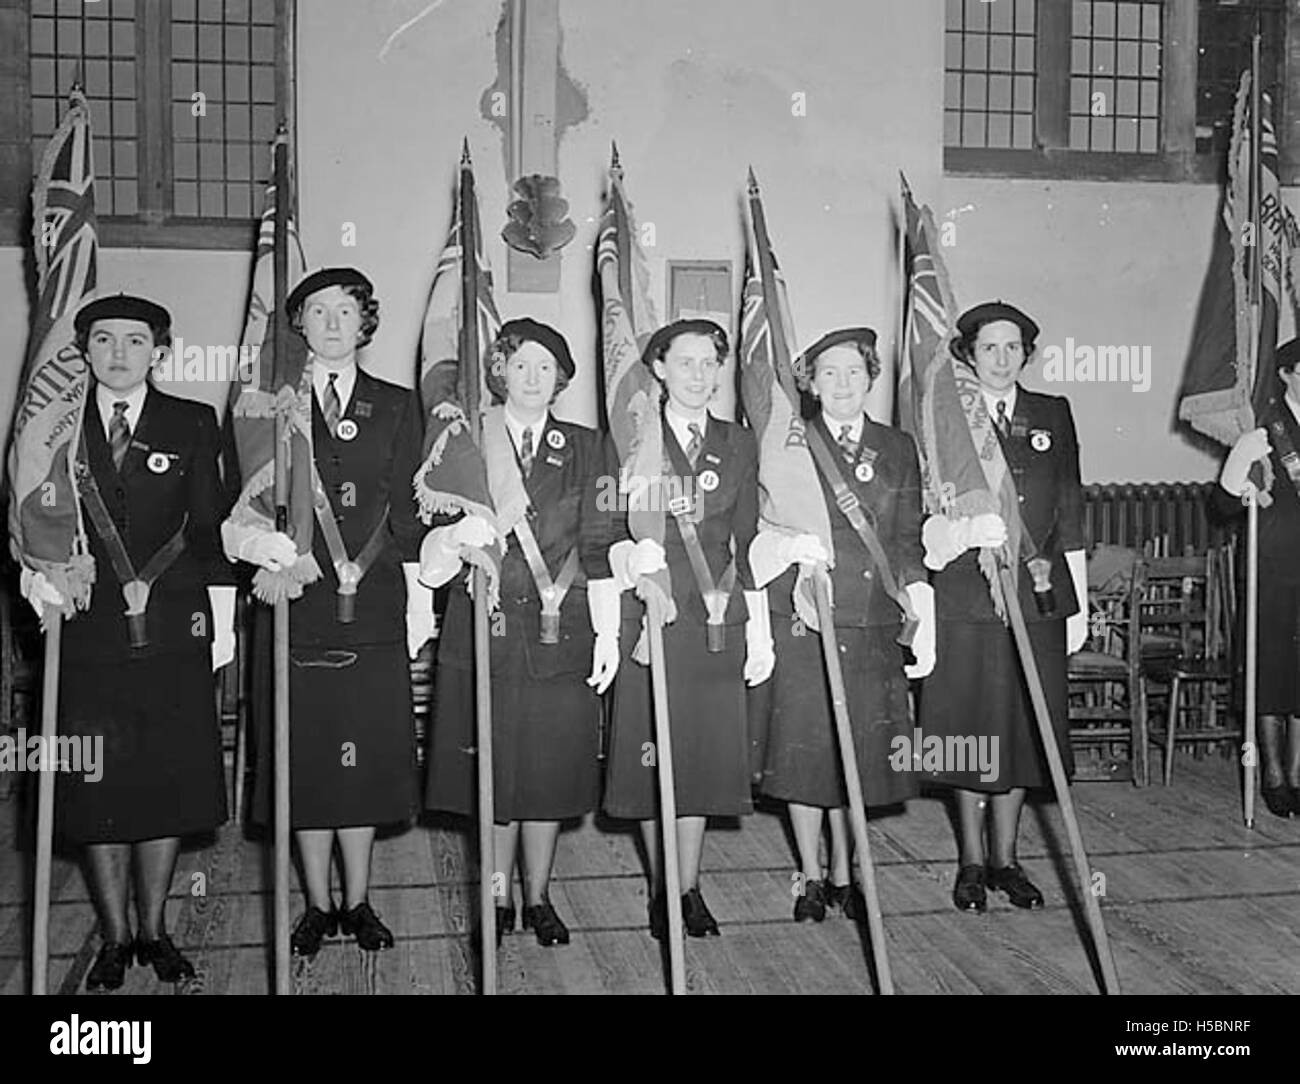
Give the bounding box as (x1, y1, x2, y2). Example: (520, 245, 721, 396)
(251, 635, 417, 830)
(604, 615, 752, 820)
(761, 621, 918, 808)
(425, 664, 601, 822)
(56, 652, 226, 844)
(917, 618, 1073, 792)
(1257, 580, 1300, 714)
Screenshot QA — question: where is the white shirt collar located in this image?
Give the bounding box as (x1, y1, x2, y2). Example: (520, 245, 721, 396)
(503, 404, 549, 453)
(664, 402, 710, 456)
(822, 410, 865, 444)
(982, 385, 1018, 424)
(1285, 392, 1300, 428)
(312, 359, 357, 414)
(95, 380, 149, 439)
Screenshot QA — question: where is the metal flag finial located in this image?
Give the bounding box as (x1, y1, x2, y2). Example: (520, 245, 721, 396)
(747, 166, 759, 197)
(461, 137, 472, 167)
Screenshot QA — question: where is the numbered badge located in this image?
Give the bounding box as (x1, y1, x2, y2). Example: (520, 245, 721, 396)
(698, 469, 720, 492)
(336, 419, 359, 442)
(854, 461, 875, 483)
(147, 452, 171, 474)
(546, 428, 565, 450)
(1030, 429, 1052, 452)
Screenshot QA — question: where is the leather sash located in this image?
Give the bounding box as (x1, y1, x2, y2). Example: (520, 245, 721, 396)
(74, 457, 187, 648)
(310, 465, 389, 623)
(663, 461, 736, 652)
(803, 425, 919, 647)
(512, 517, 580, 644)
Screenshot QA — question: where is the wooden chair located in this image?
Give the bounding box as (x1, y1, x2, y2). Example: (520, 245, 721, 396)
(0, 577, 40, 801)
(1068, 548, 1147, 784)
(1137, 553, 1237, 786)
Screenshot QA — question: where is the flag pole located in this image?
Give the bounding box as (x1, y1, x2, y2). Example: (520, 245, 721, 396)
(30, 613, 62, 994)
(1244, 489, 1259, 828)
(997, 563, 1120, 994)
(460, 141, 497, 996)
(811, 572, 894, 993)
(270, 124, 292, 996)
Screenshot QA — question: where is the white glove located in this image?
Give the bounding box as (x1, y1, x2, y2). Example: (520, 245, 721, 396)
(902, 580, 936, 680)
(404, 562, 437, 659)
(922, 513, 1007, 571)
(586, 577, 621, 694)
(743, 589, 775, 687)
(780, 533, 829, 567)
(609, 538, 667, 590)
(19, 568, 64, 620)
(748, 531, 828, 589)
(1220, 427, 1271, 497)
(222, 520, 298, 572)
(451, 514, 498, 549)
(208, 586, 236, 670)
(1065, 549, 1088, 655)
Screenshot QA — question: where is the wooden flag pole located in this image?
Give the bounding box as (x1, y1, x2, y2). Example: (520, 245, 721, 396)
(997, 564, 1120, 994)
(644, 592, 686, 994)
(1243, 27, 1262, 831)
(1243, 489, 1259, 828)
(30, 613, 62, 995)
(271, 128, 292, 996)
(811, 571, 893, 994)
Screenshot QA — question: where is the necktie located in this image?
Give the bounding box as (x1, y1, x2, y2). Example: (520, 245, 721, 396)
(685, 422, 703, 468)
(520, 427, 534, 477)
(995, 398, 1009, 438)
(323, 372, 341, 438)
(109, 401, 131, 471)
(838, 424, 856, 459)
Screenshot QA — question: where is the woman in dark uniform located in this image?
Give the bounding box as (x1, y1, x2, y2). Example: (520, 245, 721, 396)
(224, 268, 431, 956)
(19, 294, 233, 990)
(918, 301, 1088, 912)
(422, 319, 613, 946)
(1216, 338, 1300, 817)
(750, 328, 934, 922)
(585, 318, 773, 939)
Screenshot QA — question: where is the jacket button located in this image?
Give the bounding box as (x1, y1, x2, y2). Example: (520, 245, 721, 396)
(863, 569, 873, 579)
(1018, 495, 1025, 502)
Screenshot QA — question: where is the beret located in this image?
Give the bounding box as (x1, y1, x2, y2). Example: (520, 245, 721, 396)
(642, 318, 728, 366)
(286, 267, 374, 317)
(74, 294, 171, 338)
(1275, 338, 1300, 371)
(495, 317, 576, 380)
(955, 300, 1039, 343)
(795, 326, 878, 389)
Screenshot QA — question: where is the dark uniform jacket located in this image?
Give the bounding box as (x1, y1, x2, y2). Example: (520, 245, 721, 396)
(934, 387, 1084, 624)
(290, 368, 425, 647)
(1212, 397, 1300, 585)
(439, 415, 604, 680)
(769, 412, 926, 627)
(66, 383, 233, 664)
(582, 410, 759, 627)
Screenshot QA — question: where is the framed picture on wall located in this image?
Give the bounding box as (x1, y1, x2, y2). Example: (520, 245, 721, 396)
(667, 260, 735, 419)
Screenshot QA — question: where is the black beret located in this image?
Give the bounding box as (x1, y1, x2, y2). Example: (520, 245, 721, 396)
(496, 317, 576, 380)
(74, 294, 171, 338)
(1275, 339, 1300, 372)
(286, 267, 374, 317)
(642, 318, 729, 366)
(955, 300, 1040, 343)
(793, 326, 879, 389)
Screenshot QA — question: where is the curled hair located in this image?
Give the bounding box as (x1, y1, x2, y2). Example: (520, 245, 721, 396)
(76, 319, 172, 358)
(289, 281, 381, 349)
(485, 328, 572, 406)
(950, 323, 1038, 368)
(647, 324, 730, 369)
(805, 337, 880, 388)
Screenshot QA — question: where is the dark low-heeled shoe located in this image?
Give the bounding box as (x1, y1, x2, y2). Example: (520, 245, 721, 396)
(86, 940, 133, 992)
(793, 879, 827, 923)
(290, 905, 338, 958)
(1262, 784, 1296, 819)
(339, 900, 394, 951)
(952, 864, 988, 913)
(828, 881, 868, 923)
(523, 899, 570, 946)
(495, 904, 516, 948)
(682, 887, 720, 937)
(986, 862, 1044, 910)
(648, 892, 668, 941)
(134, 934, 196, 983)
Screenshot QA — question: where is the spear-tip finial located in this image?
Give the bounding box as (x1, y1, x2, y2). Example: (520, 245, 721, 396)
(274, 119, 288, 145)
(747, 166, 759, 196)
(461, 137, 472, 167)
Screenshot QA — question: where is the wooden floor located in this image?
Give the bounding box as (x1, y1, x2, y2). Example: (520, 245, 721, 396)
(2, 753, 1298, 995)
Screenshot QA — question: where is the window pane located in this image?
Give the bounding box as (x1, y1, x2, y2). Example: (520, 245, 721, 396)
(989, 34, 1012, 71)
(989, 74, 1012, 111)
(1012, 113, 1033, 148)
(174, 181, 199, 215)
(172, 22, 195, 59)
(200, 181, 224, 215)
(987, 113, 1011, 148)
(1115, 117, 1138, 152)
(114, 180, 138, 215)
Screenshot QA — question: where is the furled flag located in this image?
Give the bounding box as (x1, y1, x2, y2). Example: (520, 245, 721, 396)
(224, 136, 316, 603)
(595, 145, 676, 632)
(6, 88, 99, 615)
(899, 174, 1026, 623)
(413, 142, 503, 609)
(1180, 71, 1297, 496)
(739, 169, 833, 631)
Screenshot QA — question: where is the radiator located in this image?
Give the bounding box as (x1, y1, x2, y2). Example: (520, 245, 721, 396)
(1082, 482, 1238, 556)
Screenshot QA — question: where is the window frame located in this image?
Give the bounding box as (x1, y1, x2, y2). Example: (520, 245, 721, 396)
(0, 0, 296, 250)
(944, 0, 1300, 185)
